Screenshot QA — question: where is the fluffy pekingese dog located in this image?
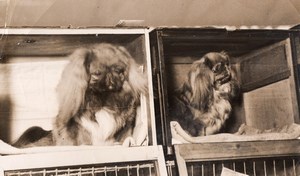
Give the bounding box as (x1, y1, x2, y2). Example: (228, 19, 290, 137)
(14, 43, 148, 148)
(169, 52, 239, 137)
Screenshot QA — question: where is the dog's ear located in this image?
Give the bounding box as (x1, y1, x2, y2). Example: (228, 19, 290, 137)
(220, 51, 229, 60)
(128, 59, 148, 95)
(55, 48, 91, 129)
(228, 68, 240, 99)
(202, 55, 213, 69)
(188, 59, 214, 110)
(117, 46, 148, 96)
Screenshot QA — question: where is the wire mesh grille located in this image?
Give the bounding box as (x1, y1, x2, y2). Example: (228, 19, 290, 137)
(186, 156, 300, 176)
(5, 161, 157, 176)
(165, 160, 177, 176)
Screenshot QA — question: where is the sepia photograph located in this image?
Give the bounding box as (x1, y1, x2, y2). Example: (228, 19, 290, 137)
(0, 1, 300, 175)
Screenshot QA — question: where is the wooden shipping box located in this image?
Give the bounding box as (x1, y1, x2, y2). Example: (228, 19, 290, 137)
(0, 28, 156, 144)
(150, 26, 300, 175)
(150, 27, 300, 150)
(0, 27, 168, 176)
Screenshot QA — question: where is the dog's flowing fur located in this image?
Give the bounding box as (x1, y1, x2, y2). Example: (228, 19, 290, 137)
(13, 43, 148, 148)
(170, 52, 239, 136)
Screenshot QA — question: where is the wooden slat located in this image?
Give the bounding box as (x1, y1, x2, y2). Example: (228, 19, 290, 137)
(156, 144, 169, 176)
(163, 41, 279, 58)
(0, 34, 141, 57)
(175, 144, 189, 176)
(237, 40, 291, 92)
(160, 28, 289, 41)
(0, 145, 166, 173)
(0, 28, 148, 35)
(285, 38, 300, 124)
(174, 140, 300, 162)
(143, 30, 158, 146)
(243, 80, 296, 130)
(159, 28, 289, 58)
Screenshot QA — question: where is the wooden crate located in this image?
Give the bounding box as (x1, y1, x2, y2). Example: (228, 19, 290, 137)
(149, 27, 300, 175)
(0, 27, 157, 145)
(0, 27, 167, 175)
(150, 27, 300, 149)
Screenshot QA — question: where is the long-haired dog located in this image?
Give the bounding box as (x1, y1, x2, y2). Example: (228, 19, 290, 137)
(169, 52, 239, 137)
(13, 43, 148, 148)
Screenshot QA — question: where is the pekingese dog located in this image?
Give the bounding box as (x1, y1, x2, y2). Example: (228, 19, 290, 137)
(14, 43, 148, 148)
(169, 52, 239, 137)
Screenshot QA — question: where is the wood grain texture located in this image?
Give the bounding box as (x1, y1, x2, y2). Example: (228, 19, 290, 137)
(0, 34, 141, 57)
(243, 80, 295, 130)
(0, 145, 167, 175)
(242, 39, 299, 130)
(237, 40, 290, 92)
(174, 139, 300, 162)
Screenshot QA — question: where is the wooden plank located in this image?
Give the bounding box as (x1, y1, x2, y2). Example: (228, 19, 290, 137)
(285, 38, 300, 123)
(293, 36, 300, 65)
(0, 146, 164, 171)
(174, 145, 188, 176)
(0, 34, 141, 57)
(159, 28, 289, 41)
(156, 145, 169, 176)
(0, 28, 148, 35)
(243, 80, 295, 130)
(159, 28, 289, 58)
(163, 42, 276, 58)
(237, 40, 291, 92)
(174, 140, 300, 162)
(143, 30, 158, 146)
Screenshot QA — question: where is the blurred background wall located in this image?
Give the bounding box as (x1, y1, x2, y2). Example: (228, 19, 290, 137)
(0, 0, 300, 27)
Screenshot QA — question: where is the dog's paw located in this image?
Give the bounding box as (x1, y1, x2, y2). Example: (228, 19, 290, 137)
(122, 137, 136, 147)
(203, 118, 216, 126)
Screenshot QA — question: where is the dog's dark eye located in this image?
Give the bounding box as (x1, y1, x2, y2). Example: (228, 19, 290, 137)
(212, 63, 223, 73)
(113, 67, 124, 74)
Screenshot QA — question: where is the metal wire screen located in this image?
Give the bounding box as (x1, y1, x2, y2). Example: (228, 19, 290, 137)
(4, 161, 157, 176)
(165, 160, 177, 176)
(186, 156, 300, 176)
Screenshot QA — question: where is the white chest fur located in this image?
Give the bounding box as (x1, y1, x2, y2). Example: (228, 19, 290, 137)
(80, 108, 117, 146)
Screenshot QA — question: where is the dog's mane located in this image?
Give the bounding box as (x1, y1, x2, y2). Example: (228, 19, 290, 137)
(170, 52, 239, 137)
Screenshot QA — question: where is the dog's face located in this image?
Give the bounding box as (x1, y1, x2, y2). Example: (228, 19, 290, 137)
(183, 52, 237, 110)
(88, 51, 128, 93)
(203, 52, 231, 86)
